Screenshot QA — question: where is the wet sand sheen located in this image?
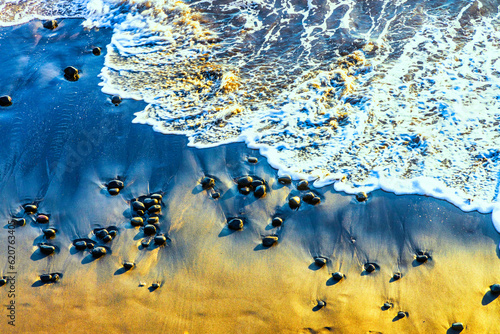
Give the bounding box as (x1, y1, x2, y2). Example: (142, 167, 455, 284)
(1, 19, 500, 334)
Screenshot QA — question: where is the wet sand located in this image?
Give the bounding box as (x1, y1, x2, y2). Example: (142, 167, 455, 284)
(1, 19, 500, 334)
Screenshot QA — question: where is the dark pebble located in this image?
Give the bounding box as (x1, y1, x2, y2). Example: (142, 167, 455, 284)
(332, 272, 344, 281)
(92, 47, 101, 56)
(212, 192, 220, 199)
(317, 300, 326, 308)
(151, 283, 160, 290)
(143, 198, 158, 208)
(0, 95, 12, 107)
(12, 218, 26, 226)
(364, 263, 376, 273)
(108, 188, 120, 196)
(136, 210, 145, 216)
(278, 175, 292, 184)
(87, 242, 95, 249)
(91, 247, 107, 258)
(237, 176, 253, 187)
(271, 217, 283, 227)
(143, 224, 157, 236)
(108, 179, 124, 189)
(397, 311, 406, 319)
(247, 157, 258, 163)
(24, 204, 38, 214)
(123, 262, 135, 270)
(39, 244, 55, 255)
(102, 235, 113, 243)
(154, 234, 167, 246)
(43, 20, 58, 29)
(262, 235, 278, 247)
(64, 66, 79, 81)
(490, 284, 500, 294)
(310, 196, 321, 205)
(201, 176, 215, 189)
(36, 215, 49, 224)
(42, 228, 56, 238)
(148, 205, 161, 214)
(416, 254, 428, 263)
(228, 218, 244, 230)
(74, 241, 87, 251)
(146, 217, 158, 225)
(254, 185, 266, 198)
(0, 278, 7, 286)
(52, 273, 60, 282)
(393, 272, 402, 280)
(111, 95, 122, 106)
(251, 180, 264, 188)
(108, 230, 117, 238)
(356, 192, 368, 202)
(141, 239, 150, 248)
(297, 180, 309, 190)
(150, 194, 163, 201)
(451, 323, 464, 331)
(289, 196, 301, 209)
(239, 187, 251, 195)
(314, 257, 328, 267)
(40, 274, 53, 282)
(132, 201, 146, 211)
(95, 229, 109, 239)
(302, 192, 314, 202)
(382, 303, 392, 310)
(131, 217, 144, 227)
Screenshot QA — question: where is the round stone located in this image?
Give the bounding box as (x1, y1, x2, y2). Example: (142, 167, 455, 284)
(278, 175, 292, 184)
(228, 218, 244, 230)
(40, 274, 53, 282)
(302, 192, 315, 202)
(201, 177, 215, 189)
(271, 217, 283, 227)
(490, 284, 500, 294)
(102, 235, 112, 243)
(212, 192, 220, 199)
(92, 47, 101, 56)
(64, 66, 79, 81)
(332, 272, 344, 281)
(43, 20, 58, 29)
(0, 278, 7, 286)
(297, 180, 309, 190)
(131, 217, 144, 227)
(143, 198, 158, 208)
(251, 180, 264, 188)
(141, 239, 150, 248)
(24, 204, 38, 214)
(247, 157, 258, 163)
(0, 95, 12, 107)
(254, 185, 266, 198)
(136, 210, 145, 216)
(108, 188, 120, 196)
(239, 187, 251, 195)
(317, 300, 326, 308)
(132, 201, 146, 211)
(314, 257, 327, 267)
(262, 235, 278, 247)
(36, 215, 49, 224)
(42, 228, 56, 238)
(150, 194, 163, 201)
(111, 95, 122, 106)
(416, 254, 428, 263)
(91, 247, 107, 258)
(310, 196, 321, 205)
(151, 283, 160, 290)
(143, 224, 157, 236)
(108, 230, 117, 238)
(147, 217, 159, 225)
(39, 244, 55, 255)
(74, 240, 87, 251)
(154, 235, 167, 246)
(356, 192, 368, 202)
(51, 273, 60, 282)
(382, 303, 391, 310)
(87, 242, 95, 249)
(123, 262, 135, 270)
(397, 311, 406, 319)
(289, 196, 301, 209)
(148, 205, 161, 214)
(451, 323, 464, 331)
(365, 263, 376, 273)
(237, 176, 253, 187)
(108, 179, 124, 189)
(12, 217, 26, 226)
(95, 229, 108, 239)
(393, 272, 402, 280)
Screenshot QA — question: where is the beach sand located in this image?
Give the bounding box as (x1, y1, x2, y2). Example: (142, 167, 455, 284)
(1, 19, 500, 334)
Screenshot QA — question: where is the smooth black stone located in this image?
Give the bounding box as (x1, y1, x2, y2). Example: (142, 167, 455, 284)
(254, 185, 266, 198)
(451, 323, 464, 331)
(365, 263, 376, 273)
(102, 235, 113, 243)
(297, 180, 309, 190)
(289, 196, 301, 209)
(36, 215, 49, 224)
(271, 217, 283, 227)
(397, 311, 406, 319)
(108, 179, 124, 189)
(356, 192, 368, 202)
(490, 284, 500, 294)
(314, 257, 327, 267)
(144, 224, 157, 236)
(154, 235, 167, 245)
(132, 201, 146, 211)
(228, 218, 244, 230)
(43, 20, 58, 29)
(123, 262, 135, 270)
(237, 176, 253, 187)
(131, 217, 144, 226)
(87, 242, 95, 249)
(91, 247, 107, 258)
(136, 210, 145, 216)
(262, 236, 278, 247)
(143, 198, 158, 208)
(108, 188, 120, 196)
(201, 177, 215, 189)
(40, 274, 53, 282)
(212, 192, 220, 199)
(39, 244, 55, 255)
(278, 175, 292, 184)
(247, 157, 258, 163)
(64, 66, 79, 81)
(239, 187, 251, 195)
(147, 217, 159, 225)
(310, 196, 321, 205)
(51, 273, 60, 282)
(150, 194, 163, 201)
(95, 229, 109, 239)
(0, 278, 6, 286)
(317, 300, 326, 308)
(393, 272, 402, 280)
(251, 180, 264, 188)
(151, 283, 160, 290)
(42, 228, 56, 238)
(12, 217, 26, 226)
(148, 205, 161, 214)
(0, 95, 12, 107)
(416, 254, 428, 263)
(302, 192, 314, 202)
(332, 272, 344, 281)
(74, 241, 87, 251)
(24, 204, 38, 214)
(92, 47, 101, 56)
(382, 303, 391, 310)
(141, 239, 150, 248)
(111, 95, 122, 105)
(108, 230, 117, 238)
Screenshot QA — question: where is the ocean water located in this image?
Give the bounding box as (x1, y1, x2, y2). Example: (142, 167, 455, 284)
(2, 0, 500, 229)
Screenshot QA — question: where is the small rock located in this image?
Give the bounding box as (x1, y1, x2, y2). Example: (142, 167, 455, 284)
(108, 179, 124, 189)
(0, 95, 12, 107)
(314, 257, 328, 267)
(262, 235, 278, 247)
(416, 254, 428, 263)
(356, 192, 368, 202)
(397, 311, 406, 319)
(278, 175, 292, 184)
(135, 210, 145, 216)
(111, 95, 122, 106)
(132, 201, 146, 211)
(147, 217, 159, 225)
(108, 230, 117, 238)
(310, 196, 321, 205)
(490, 284, 500, 294)
(271, 217, 283, 227)
(151, 283, 160, 290)
(302, 192, 315, 202)
(42, 228, 56, 238)
(74, 240, 87, 251)
(131, 217, 144, 227)
(95, 229, 109, 239)
(317, 300, 326, 308)
(141, 239, 150, 248)
(91, 247, 107, 258)
(332, 272, 344, 281)
(36, 215, 49, 224)
(247, 157, 258, 163)
(251, 180, 264, 188)
(40, 274, 53, 282)
(297, 180, 309, 190)
(108, 188, 120, 196)
(228, 218, 244, 230)
(0, 278, 7, 286)
(102, 235, 113, 243)
(382, 303, 392, 310)
(143, 224, 157, 236)
(148, 205, 161, 214)
(39, 244, 55, 255)
(150, 194, 163, 201)
(239, 187, 251, 195)
(201, 177, 215, 189)
(12, 218, 26, 226)
(237, 176, 253, 187)
(87, 242, 95, 249)
(451, 323, 464, 331)
(64, 66, 79, 81)
(24, 204, 38, 214)
(51, 273, 60, 282)
(364, 263, 376, 273)
(43, 20, 58, 30)
(254, 185, 266, 198)
(393, 272, 402, 280)
(289, 196, 301, 209)
(212, 192, 220, 199)
(123, 262, 135, 270)
(143, 198, 158, 208)
(154, 234, 167, 246)
(92, 47, 101, 56)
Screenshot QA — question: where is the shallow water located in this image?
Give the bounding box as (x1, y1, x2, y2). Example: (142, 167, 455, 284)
(1, 0, 500, 223)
